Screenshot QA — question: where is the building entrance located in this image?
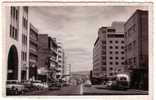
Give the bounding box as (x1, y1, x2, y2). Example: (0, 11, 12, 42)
(7, 45, 18, 80)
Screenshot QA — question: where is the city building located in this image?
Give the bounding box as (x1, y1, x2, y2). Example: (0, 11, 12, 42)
(63, 63, 71, 85)
(124, 10, 148, 90)
(38, 34, 58, 82)
(4, 6, 30, 82)
(93, 22, 125, 83)
(55, 42, 64, 81)
(29, 23, 38, 81)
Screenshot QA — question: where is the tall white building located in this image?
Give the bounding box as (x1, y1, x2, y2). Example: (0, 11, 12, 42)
(93, 22, 125, 81)
(106, 22, 125, 80)
(3, 6, 30, 82)
(55, 42, 64, 80)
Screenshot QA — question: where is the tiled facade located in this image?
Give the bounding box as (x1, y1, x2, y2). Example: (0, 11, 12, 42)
(93, 22, 125, 81)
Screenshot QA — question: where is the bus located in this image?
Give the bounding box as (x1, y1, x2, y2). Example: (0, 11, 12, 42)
(111, 74, 130, 90)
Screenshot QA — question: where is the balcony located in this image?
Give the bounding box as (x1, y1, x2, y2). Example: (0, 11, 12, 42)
(50, 47, 57, 55)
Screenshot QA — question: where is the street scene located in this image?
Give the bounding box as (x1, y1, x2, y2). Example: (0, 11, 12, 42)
(3, 4, 149, 96)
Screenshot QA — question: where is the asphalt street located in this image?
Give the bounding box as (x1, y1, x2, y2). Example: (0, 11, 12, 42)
(22, 84, 148, 96)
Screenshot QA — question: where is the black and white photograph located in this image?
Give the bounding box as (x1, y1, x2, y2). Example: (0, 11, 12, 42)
(2, 2, 152, 97)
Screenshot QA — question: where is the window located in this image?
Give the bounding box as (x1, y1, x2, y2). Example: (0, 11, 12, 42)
(102, 67, 106, 71)
(115, 51, 118, 54)
(102, 41, 106, 44)
(107, 29, 115, 32)
(121, 46, 124, 49)
(115, 46, 118, 49)
(121, 57, 125, 60)
(102, 62, 106, 65)
(109, 51, 113, 54)
(102, 46, 106, 49)
(109, 67, 113, 70)
(102, 56, 106, 60)
(10, 25, 18, 40)
(121, 40, 124, 44)
(133, 40, 136, 47)
(109, 73, 113, 76)
(22, 34, 27, 45)
(133, 57, 136, 64)
(115, 62, 119, 65)
(23, 6, 28, 13)
(102, 51, 106, 55)
(115, 57, 119, 59)
(23, 17, 28, 29)
(109, 57, 113, 60)
(121, 62, 124, 65)
(109, 46, 113, 49)
(121, 51, 124, 54)
(22, 51, 27, 61)
(109, 62, 113, 65)
(109, 41, 112, 43)
(115, 41, 118, 43)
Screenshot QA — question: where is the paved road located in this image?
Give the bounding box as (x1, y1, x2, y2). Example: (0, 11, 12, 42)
(23, 85, 81, 96)
(83, 85, 148, 95)
(22, 84, 148, 95)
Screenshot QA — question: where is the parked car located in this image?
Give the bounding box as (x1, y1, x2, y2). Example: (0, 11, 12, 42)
(84, 80, 92, 87)
(48, 82, 61, 90)
(21, 80, 34, 92)
(32, 80, 46, 90)
(6, 80, 25, 95)
(106, 81, 113, 88)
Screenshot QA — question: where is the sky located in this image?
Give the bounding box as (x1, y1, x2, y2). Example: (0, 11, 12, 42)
(29, 6, 148, 72)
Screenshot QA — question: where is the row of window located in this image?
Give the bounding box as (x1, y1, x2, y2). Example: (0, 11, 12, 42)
(22, 34, 27, 45)
(102, 40, 124, 44)
(23, 17, 28, 29)
(109, 46, 124, 49)
(101, 56, 124, 60)
(109, 51, 125, 54)
(30, 42, 38, 51)
(102, 61, 125, 65)
(109, 56, 125, 60)
(23, 7, 28, 13)
(11, 7, 19, 21)
(109, 40, 124, 44)
(109, 62, 125, 65)
(10, 25, 18, 40)
(22, 51, 27, 61)
(30, 53, 38, 62)
(30, 29, 38, 41)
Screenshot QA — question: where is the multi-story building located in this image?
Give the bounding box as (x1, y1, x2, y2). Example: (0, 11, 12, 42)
(38, 34, 58, 82)
(124, 10, 148, 90)
(93, 22, 125, 82)
(4, 6, 30, 82)
(29, 23, 38, 81)
(55, 42, 64, 80)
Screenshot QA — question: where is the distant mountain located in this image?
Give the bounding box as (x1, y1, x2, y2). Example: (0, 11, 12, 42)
(71, 71, 90, 76)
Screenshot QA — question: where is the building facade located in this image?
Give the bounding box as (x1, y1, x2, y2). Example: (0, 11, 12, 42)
(29, 23, 38, 81)
(38, 34, 58, 82)
(55, 42, 64, 81)
(124, 10, 148, 90)
(93, 22, 125, 82)
(4, 6, 30, 82)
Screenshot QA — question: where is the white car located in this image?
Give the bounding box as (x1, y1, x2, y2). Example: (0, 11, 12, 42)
(84, 80, 92, 87)
(6, 80, 25, 95)
(32, 81, 48, 89)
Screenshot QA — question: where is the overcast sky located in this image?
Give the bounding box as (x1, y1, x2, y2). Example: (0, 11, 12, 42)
(29, 6, 148, 72)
